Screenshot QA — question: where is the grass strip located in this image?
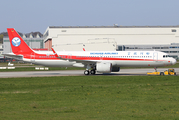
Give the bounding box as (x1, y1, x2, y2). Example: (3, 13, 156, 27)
(0, 76, 179, 120)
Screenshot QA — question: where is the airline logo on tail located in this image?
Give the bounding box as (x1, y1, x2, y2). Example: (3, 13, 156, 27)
(7, 28, 34, 54)
(12, 37, 21, 47)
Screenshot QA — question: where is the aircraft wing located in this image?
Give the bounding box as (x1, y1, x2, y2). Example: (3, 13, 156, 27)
(57, 56, 96, 63)
(51, 48, 96, 66)
(57, 55, 97, 68)
(3, 53, 23, 60)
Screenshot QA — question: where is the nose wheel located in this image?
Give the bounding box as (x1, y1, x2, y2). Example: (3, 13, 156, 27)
(84, 70, 90, 75)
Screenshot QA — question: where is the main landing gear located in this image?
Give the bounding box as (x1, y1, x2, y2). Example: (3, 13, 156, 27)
(84, 69, 96, 75)
(84, 65, 96, 75)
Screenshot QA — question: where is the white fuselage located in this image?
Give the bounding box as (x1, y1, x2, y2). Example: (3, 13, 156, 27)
(22, 51, 176, 67)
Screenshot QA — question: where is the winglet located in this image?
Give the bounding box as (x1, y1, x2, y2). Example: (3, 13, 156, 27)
(51, 48, 59, 58)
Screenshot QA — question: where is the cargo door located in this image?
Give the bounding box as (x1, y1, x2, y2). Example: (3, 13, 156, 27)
(30, 53, 35, 63)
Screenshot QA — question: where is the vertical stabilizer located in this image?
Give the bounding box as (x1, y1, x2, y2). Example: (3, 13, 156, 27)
(7, 28, 34, 55)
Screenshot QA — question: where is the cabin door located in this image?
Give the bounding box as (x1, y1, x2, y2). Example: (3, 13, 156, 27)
(67, 54, 72, 60)
(100, 54, 103, 60)
(153, 52, 158, 61)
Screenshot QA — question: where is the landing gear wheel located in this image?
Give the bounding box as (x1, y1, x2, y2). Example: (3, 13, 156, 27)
(84, 70, 89, 75)
(90, 70, 96, 75)
(160, 72, 164, 76)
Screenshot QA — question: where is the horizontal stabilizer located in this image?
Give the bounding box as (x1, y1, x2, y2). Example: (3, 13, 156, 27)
(3, 53, 23, 60)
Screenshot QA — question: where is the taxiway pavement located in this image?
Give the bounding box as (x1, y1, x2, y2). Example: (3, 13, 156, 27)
(0, 68, 178, 78)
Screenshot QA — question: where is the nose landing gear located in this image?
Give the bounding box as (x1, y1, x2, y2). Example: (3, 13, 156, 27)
(84, 70, 90, 75)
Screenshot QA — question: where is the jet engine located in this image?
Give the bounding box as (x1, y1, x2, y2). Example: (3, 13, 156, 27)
(96, 62, 120, 73)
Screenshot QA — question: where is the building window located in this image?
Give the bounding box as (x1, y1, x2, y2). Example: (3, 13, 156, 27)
(161, 47, 169, 49)
(61, 30, 66, 32)
(152, 47, 160, 49)
(162, 51, 169, 53)
(170, 51, 177, 53)
(170, 46, 177, 48)
(172, 29, 177, 32)
(117, 46, 124, 51)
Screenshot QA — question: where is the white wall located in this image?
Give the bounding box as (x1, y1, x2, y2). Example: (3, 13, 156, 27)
(44, 26, 179, 51)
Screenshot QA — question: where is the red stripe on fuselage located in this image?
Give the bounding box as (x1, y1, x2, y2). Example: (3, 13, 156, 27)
(22, 53, 59, 60)
(21, 53, 164, 62)
(57, 55, 162, 61)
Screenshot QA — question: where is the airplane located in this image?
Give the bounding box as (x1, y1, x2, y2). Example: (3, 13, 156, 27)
(4, 28, 177, 75)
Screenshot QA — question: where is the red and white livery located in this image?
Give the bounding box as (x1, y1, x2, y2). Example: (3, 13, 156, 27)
(4, 28, 176, 75)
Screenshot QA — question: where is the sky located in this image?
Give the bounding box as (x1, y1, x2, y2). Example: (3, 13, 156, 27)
(1, 0, 179, 33)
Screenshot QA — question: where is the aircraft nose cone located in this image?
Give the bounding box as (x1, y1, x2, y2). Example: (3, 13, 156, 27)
(172, 59, 177, 65)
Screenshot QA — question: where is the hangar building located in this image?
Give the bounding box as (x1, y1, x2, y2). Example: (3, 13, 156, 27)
(44, 26, 179, 59)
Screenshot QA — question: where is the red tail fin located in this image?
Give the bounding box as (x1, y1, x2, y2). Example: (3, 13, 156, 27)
(7, 28, 34, 55)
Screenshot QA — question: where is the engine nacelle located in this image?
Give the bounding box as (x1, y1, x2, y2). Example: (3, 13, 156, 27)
(96, 62, 112, 73)
(96, 62, 120, 73)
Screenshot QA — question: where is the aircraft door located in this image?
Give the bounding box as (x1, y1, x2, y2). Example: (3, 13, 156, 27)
(153, 52, 158, 61)
(31, 53, 35, 63)
(67, 54, 72, 60)
(100, 54, 103, 60)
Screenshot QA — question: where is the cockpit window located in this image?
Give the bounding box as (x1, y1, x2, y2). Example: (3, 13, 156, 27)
(163, 55, 170, 58)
